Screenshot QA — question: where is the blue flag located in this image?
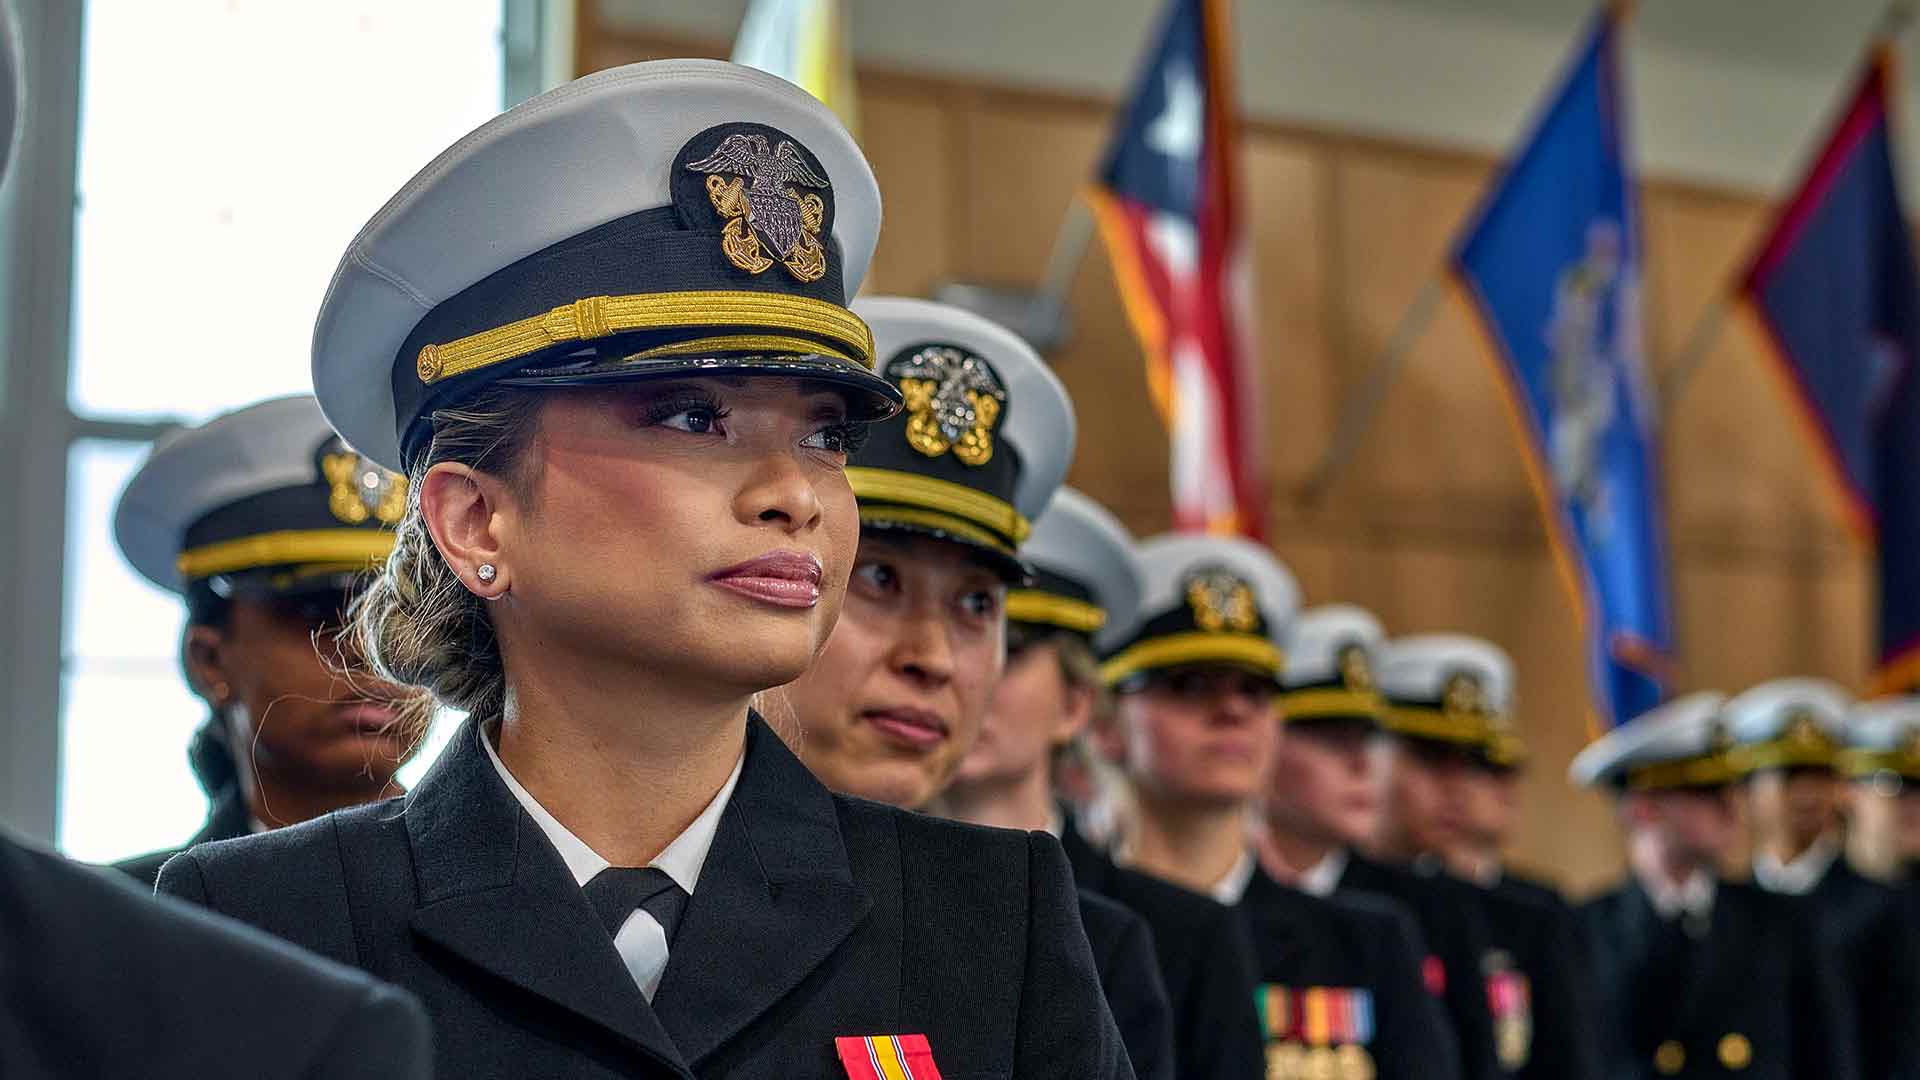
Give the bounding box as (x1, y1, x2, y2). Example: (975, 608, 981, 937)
(1452, 6, 1670, 728)
(1740, 48, 1920, 692)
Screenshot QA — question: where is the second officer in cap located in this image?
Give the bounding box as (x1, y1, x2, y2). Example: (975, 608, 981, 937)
(157, 61, 1130, 1078)
(112, 395, 421, 887)
(769, 297, 1168, 1077)
(1371, 636, 1596, 1080)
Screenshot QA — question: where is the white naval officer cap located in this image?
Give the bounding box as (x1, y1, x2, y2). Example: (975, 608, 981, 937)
(846, 296, 1076, 581)
(1569, 691, 1734, 792)
(1000, 488, 1143, 651)
(1843, 696, 1920, 783)
(1721, 677, 1851, 775)
(1099, 534, 1299, 689)
(312, 59, 899, 473)
(114, 395, 405, 596)
(1277, 605, 1388, 726)
(1375, 635, 1525, 767)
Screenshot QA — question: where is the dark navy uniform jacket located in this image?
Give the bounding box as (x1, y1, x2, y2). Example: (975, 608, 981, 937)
(1063, 822, 1266, 1080)
(115, 785, 250, 889)
(1338, 854, 1503, 1080)
(0, 832, 429, 1080)
(1238, 866, 1463, 1080)
(157, 716, 1133, 1080)
(1078, 889, 1175, 1080)
(1785, 859, 1920, 1080)
(1575, 878, 1858, 1080)
(1476, 875, 1600, 1080)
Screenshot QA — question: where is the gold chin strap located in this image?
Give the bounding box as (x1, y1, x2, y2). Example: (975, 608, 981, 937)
(413, 291, 876, 385)
(177, 529, 396, 580)
(1626, 753, 1740, 791)
(847, 467, 1031, 548)
(1100, 631, 1282, 687)
(1382, 705, 1497, 747)
(858, 506, 1014, 556)
(1006, 591, 1106, 635)
(1279, 687, 1385, 723)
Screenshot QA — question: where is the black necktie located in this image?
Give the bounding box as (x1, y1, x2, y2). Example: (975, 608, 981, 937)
(582, 865, 688, 943)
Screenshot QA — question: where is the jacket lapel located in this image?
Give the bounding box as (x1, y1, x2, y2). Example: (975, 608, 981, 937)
(403, 719, 692, 1077)
(651, 716, 872, 1067)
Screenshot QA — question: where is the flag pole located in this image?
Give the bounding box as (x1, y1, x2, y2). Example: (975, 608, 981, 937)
(1030, 197, 1096, 329)
(1300, 276, 1446, 499)
(1656, 296, 1731, 416)
(1662, 0, 1914, 417)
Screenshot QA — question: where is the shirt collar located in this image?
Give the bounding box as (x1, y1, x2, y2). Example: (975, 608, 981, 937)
(481, 721, 745, 895)
(1753, 836, 1840, 896)
(1297, 848, 1349, 898)
(1043, 805, 1065, 840)
(1639, 866, 1716, 922)
(1210, 848, 1258, 904)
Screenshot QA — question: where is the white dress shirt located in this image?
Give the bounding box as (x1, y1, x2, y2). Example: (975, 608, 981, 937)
(482, 723, 744, 1001)
(1210, 849, 1258, 905)
(1294, 848, 1349, 899)
(1638, 866, 1716, 923)
(1752, 836, 1840, 897)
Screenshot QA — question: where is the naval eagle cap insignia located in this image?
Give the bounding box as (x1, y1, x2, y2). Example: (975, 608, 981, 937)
(1337, 642, 1374, 692)
(678, 123, 832, 283)
(1442, 671, 1488, 720)
(1184, 566, 1260, 634)
(885, 344, 1008, 466)
(320, 439, 407, 526)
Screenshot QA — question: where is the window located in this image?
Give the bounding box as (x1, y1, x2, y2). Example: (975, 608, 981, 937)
(57, 1, 503, 862)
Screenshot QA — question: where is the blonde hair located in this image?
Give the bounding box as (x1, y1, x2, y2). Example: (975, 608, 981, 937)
(347, 387, 545, 740)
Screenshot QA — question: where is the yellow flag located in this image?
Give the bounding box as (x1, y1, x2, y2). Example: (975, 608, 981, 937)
(731, 0, 858, 136)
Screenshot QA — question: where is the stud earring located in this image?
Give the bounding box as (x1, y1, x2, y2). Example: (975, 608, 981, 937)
(476, 564, 497, 584)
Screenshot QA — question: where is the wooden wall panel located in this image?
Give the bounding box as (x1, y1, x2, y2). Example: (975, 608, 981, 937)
(576, 11, 1883, 895)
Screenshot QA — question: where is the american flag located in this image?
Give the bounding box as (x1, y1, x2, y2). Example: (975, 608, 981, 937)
(1090, 0, 1262, 537)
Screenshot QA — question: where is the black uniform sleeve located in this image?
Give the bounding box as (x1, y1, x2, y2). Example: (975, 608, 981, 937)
(1434, 889, 1502, 1080)
(1516, 902, 1601, 1080)
(304, 981, 433, 1080)
(153, 850, 211, 906)
(1018, 834, 1136, 1080)
(1790, 901, 1859, 1080)
(1364, 904, 1464, 1080)
(1182, 908, 1265, 1080)
(1092, 902, 1175, 1080)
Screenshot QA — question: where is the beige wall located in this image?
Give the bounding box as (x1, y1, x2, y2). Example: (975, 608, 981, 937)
(579, 17, 1872, 896)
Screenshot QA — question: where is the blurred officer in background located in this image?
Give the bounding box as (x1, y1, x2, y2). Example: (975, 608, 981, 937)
(1571, 692, 1856, 1080)
(0, 16, 430, 1077)
(1249, 605, 1467, 1080)
(110, 395, 419, 887)
(1726, 679, 1920, 1080)
(1843, 696, 1920, 884)
(1370, 635, 1597, 1080)
(933, 486, 1265, 1080)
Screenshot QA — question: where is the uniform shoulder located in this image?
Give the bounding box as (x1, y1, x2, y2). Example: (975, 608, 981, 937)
(830, 791, 1039, 871)
(171, 796, 404, 876)
(1094, 860, 1237, 926)
(110, 845, 179, 890)
(1, 834, 428, 1077)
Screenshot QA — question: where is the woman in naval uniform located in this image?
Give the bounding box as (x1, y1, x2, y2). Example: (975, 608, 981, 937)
(112, 395, 419, 888)
(765, 298, 1176, 1080)
(157, 60, 1130, 1080)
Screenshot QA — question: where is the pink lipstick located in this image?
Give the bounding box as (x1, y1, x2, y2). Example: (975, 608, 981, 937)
(708, 550, 824, 609)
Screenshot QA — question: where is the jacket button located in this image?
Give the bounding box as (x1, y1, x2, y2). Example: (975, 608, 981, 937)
(1654, 1040, 1686, 1075)
(1718, 1033, 1752, 1070)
